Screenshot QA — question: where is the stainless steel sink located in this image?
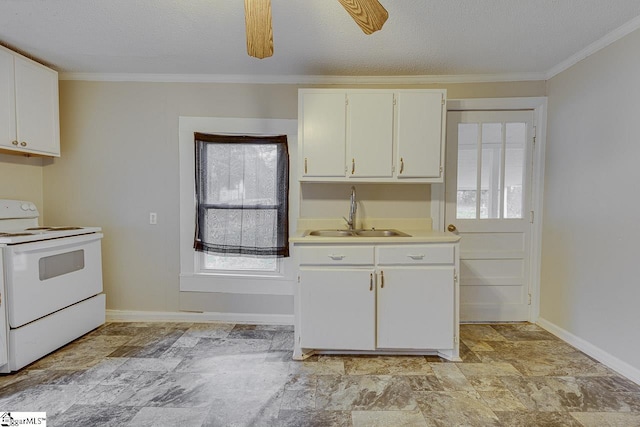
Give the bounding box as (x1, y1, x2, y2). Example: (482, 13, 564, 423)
(354, 229, 411, 237)
(306, 230, 355, 237)
(304, 229, 411, 238)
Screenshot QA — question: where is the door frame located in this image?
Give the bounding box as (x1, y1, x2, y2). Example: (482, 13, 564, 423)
(431, 97, 547, 322)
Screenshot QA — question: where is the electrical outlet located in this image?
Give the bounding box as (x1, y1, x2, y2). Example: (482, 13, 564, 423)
(149, 212, 157, 225)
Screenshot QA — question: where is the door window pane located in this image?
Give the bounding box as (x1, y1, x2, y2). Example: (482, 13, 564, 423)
(480, 123, 503, 219)
(456, 124, 478, 219)
(456, 119, 528, 221)
(504, 123, 526, 218)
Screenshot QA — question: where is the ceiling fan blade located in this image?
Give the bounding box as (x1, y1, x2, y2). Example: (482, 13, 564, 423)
(336, 0, 388, 35)
(244, 0, 274, 59)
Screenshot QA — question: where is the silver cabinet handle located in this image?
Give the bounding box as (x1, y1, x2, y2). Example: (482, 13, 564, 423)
(20, 141, 27, 147)
(369, 273, 373, 291)
(380, 270, 384, 288)
(304, 158, 308, 174)
(12, 140, 18, 146)
(351, 158, 355, 174)
(328, 254, 345, 260)
(408, 254, 425, 260)
(400, 157, 404, 174)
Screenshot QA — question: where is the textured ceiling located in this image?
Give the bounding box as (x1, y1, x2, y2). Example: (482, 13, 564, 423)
(1, 0, 640, 80)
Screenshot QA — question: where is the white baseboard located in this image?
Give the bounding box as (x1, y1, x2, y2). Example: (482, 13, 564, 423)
(537, 317, 640, 385)
(106, 309, 294, 325)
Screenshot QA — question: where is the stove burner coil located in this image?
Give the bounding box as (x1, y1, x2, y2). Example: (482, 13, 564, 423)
(25, 226, 84, 231)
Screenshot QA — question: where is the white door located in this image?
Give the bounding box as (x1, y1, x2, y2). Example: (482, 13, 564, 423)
(445, 111, 534, 321)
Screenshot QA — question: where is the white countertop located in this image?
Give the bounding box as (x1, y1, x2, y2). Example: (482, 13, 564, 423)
(290, 218, 460, 244)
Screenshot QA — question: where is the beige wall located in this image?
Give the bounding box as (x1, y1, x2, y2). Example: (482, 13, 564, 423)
(36, 79, 544, 316)
(300, 183, 431, 220)
(0, 154, 44, 219)
(542, 28, 640, 374)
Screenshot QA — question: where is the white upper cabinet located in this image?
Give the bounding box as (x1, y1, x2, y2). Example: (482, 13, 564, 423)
(396, 91, 445, 179)
(347, 92, 394, 178)
(0, 46, 60, 157)
(299, 92, 346, 177)
(0, 49, 16, 152)
(298, 88, 446, 183)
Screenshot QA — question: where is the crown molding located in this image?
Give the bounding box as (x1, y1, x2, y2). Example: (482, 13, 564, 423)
(546, 14, 640, 79)
(58, 71, 546, 84)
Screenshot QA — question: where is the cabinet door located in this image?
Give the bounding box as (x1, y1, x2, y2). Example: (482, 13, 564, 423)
(299, 268, 375, 350)
(0, 49, 16, 150)
(347, 93, 394, 178)
(396, 92, 444, 179)
(14, 56, 60, 156)
(300, 92, 346, 177)
(377, 267, 454, 349)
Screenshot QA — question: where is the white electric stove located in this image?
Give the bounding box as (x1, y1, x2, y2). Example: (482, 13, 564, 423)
(0, 199, 105, 372)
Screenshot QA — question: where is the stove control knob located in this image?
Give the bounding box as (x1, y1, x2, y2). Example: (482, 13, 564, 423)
(21, 203, 30, 211)
(29, 203, 36, 211)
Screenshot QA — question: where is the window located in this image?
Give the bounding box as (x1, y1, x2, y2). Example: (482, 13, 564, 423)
(456, 122, 527, 219)
(194, 133, 289, 273)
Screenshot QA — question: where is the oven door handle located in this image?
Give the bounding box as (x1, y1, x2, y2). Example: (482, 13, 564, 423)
(8, 233, 103, 254)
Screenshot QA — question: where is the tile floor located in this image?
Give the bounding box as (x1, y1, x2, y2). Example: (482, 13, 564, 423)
(0, 322, 639, 426)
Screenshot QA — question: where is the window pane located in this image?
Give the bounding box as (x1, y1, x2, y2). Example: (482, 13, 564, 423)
(504, 123, 526, 218)
(194, 133, 289, 261)
(203, 253, 277, 271)
(456, 123, 478, 219)
(480, 123, 503, 219)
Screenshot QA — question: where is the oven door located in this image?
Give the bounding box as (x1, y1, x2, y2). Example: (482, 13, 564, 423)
(4, 233, 103, 328)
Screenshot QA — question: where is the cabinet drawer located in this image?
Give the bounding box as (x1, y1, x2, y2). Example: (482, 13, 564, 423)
(298, 246, 374, 265)
(377, 245, 454, 265)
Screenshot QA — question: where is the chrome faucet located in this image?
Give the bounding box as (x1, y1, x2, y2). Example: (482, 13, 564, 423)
(343, 186, 357, 230)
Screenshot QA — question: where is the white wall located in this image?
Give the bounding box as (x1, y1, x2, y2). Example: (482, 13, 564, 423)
(542, 28, 640, 376)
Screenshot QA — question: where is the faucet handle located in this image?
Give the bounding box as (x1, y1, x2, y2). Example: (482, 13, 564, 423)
(342, 216, 352, 226)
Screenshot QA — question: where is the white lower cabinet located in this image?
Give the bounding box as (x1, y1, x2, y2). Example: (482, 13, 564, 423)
(294, 242, 459, 360)
(299, 269, 375, 350)
(376, 267, 454, 349)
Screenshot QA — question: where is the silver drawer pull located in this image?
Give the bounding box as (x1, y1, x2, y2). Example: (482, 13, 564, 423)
(408, 254, 425, 260)
(328, 254, 345, 260)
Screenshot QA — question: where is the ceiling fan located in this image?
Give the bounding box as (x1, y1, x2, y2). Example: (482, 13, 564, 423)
(244, 0, 389, 59)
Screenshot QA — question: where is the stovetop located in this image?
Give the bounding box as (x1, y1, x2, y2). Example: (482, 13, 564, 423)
(0, 226, 102, 245)
(0, 199, 102, 245)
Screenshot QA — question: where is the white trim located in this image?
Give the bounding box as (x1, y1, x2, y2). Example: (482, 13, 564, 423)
(179, 274, 294, 295)
(537, 317, 640, 385)
(178, 117, 298, 295)
(446, 97, 547, 323)
(106, 309, 294, 325)
(448, 97, 547, 111)
(546, 14, 640, 79)
(59, 72, 546, 84)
